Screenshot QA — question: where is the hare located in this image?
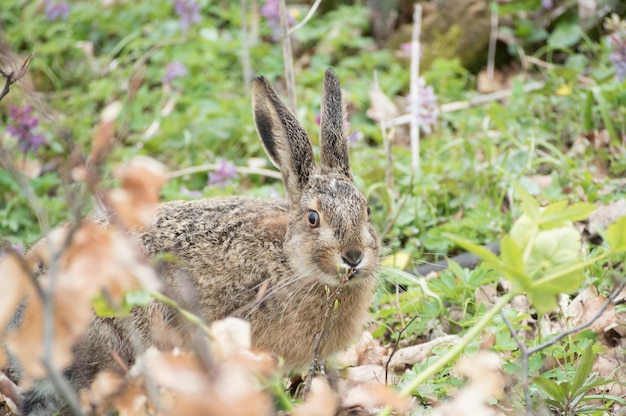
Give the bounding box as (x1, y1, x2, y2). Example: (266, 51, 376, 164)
(18, 68, 381, 415)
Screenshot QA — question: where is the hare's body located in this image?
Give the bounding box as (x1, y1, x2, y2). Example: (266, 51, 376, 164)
(140, 196, 377, 368)
(14, 69, 381, 415)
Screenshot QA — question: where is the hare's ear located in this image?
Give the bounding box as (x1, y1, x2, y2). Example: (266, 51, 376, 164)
(319, 68, 352, 180)
(253, 76, 315, 204)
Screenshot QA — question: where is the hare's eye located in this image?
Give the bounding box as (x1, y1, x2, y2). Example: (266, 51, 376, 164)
(366, 205, 371, 219)
(307, 210, 320, 228)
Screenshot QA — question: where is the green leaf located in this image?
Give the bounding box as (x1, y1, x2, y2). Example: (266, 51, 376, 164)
(499, 235, 532, 292)
(444, 234, 502, 266)
(528, 290, 558, 315)
(527, 227, 584, 293)
(540, 202, 595, 227)
(572, 345, 594, 392)
(535, 376, 567, 401)
(514, 183, 541, 221)
(124, 290, 152, 308)
(606, 216, 626, 253)
(548, 23, 581, 49)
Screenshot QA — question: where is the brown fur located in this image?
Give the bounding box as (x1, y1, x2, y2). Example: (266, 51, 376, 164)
(17, 69, 381, 415)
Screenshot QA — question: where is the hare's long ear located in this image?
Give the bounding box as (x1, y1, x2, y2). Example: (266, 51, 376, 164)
(253, 76, 315, 205)
(319, 68, 352, 180)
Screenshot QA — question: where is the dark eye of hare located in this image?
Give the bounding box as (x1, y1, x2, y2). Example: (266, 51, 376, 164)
(307, 210, 320, 228)
(366, 205, 371, 219)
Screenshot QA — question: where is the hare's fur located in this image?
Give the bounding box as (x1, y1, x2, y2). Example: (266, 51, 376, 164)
(15, 69, 380, 415)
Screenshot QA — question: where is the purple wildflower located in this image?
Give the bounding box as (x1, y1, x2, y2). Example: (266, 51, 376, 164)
(45, 0, 70, 21)
(608, 33, 626, 82)
(7, 105, 46, 154)
(173, 0, 201, 34)
(405, 77, 439, 135)
(162, 61, 188, 84)
(179, 185, 202, 198)
(261, 0, 295, 41)
(0, 242, 24, 259)
(208, 159, 237, 187)
(541, 0, 554, 9)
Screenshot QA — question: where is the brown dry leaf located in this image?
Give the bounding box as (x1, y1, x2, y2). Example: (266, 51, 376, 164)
(345, 365, 387, 385)
(0, 371, 22, 413)
(14, 158, 42, 178)
(293, 377, 339, 416)
(476, 70, 506, 93)
(108, 156, 167, 230)
(389, 334, 460, 370)
(209, 317, 251, 361)
(568, 286, 626, 342)
(588, 200, 626, 235)
(528, 174, 552, 190)
(91, 101, 122, 165)
(366, 83, 399, 123)
(0, 254, 31, 331)
(591, 347, 626, 397)
(336, 331, 387, 368)
(135, 347, 273, 416)
(7, 222, 160, 382)
(342, 384, 411, 415)
(433, 351, 506, 416)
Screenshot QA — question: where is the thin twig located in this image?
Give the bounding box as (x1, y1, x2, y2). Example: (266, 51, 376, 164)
(304, 269, 354, 394)
(501, 281, 626, 415)
(373, 71, 394, 193)
(287, 0, 322, 35)
(387, 81, 545, 127)
(241, 0, 252, 92)
(487, 3, 498, 83)
(279, 0, 297, 111)
(409, 4, 422, 174)
(384, 315, 419, 385)
(167, 163, 282, 180)
(0, 53, 33, 103)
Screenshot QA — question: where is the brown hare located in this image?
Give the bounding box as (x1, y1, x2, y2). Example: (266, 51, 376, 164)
(17, 68, 381, 415)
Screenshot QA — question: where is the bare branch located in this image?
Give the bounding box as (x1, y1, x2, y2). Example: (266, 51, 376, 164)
(0, 53, 34, 103)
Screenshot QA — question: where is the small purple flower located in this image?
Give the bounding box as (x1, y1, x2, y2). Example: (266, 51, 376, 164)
(173, 0, 201, 34)
(405, 77, 439, 135)
(44, 0, 70, 21)
(208, 159, 237, 187)
(7, 105, 46, 154)
(179, 185, 202, 198)
(541, 0, 554, 9)
(162, 61, 188, 84)
(261, 0, 295, 41)
(608, 33, 626, 82)
(0, 242, 24, 259)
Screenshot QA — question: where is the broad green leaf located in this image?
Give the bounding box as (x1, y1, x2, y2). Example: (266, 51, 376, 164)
(548, 23, 581, 48)
(382, 251, 411, 270)
(527, 227, 584, 293)
(572, 345, 594, 392)
(444, 234, 502, 266)
(540, 202, 595, 227)
(509, 214, 537, 250)
(124, 290, 152, 308)
(528, 289, 558, 314)
(606, 216, 626, 253)
(499, 235, 532, 292)
(514, 183, 541, 221)
(535, 376, 567, 401)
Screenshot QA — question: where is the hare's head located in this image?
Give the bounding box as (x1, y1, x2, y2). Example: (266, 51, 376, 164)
(253, 69, 380, 286)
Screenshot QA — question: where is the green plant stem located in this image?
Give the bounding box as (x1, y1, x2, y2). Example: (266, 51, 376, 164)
(151, 291, 212, 336)
(378, 291, 514, 416)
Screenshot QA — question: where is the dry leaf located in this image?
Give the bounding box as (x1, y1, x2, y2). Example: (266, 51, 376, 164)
(342, 384, 411, 415)
(108, 156, 167, 229)
(389, 335, 460, 370)
(91, 101, 122, 165)
(366, 83, 399, 123)
(7, 221, 160, 382)
(293, 377, 339, 416)
(336, 331, 387, 368)
(432, 351, 506, 416)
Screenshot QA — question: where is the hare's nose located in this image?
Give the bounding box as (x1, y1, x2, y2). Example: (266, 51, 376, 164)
(342, 248, 364, 268)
